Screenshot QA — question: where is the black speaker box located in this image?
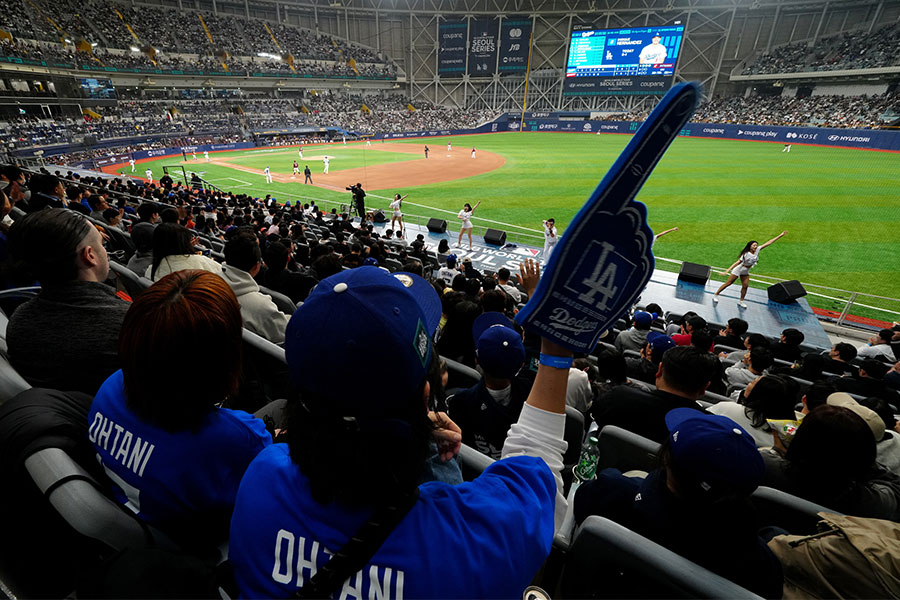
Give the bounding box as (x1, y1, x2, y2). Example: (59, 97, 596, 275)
(372, 209, 387, 223)
(768, 280, 807, 304)
(484, 228, 507, 246)
(678, 262, 710, 285)
(426, 218, 447, 233)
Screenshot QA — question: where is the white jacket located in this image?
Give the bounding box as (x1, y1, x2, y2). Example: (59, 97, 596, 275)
(146, 254, 223, 281)
(221, 264, 291, 344)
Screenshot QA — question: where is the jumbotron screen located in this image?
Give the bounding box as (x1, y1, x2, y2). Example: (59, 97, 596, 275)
(563, 24, 685, 96)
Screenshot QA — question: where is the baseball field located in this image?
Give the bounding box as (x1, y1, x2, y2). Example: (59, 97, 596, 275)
(114, 131, 900, 318)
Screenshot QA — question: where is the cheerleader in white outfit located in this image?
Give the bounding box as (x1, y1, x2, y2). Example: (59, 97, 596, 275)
(456, 200, 481, 249)
(713, 231, 787, 308)
(390, 193, 408, 235)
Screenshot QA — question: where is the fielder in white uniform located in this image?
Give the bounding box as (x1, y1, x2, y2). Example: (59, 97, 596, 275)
(471, 147, 476, 159)
(264, 166, 273, 184)
(298, 147, 303, 159)
(145, 168, 153, 181)
(204, 150, 210, 161)
(366, 139, 371, 147)
(639, 34, 668, 65)
(542, 219, 558, 262)
(782, 144, 792, 153)
(323, 156, 330, 174)
(447, 141, 452, 152)
(129, 159, 135, 172)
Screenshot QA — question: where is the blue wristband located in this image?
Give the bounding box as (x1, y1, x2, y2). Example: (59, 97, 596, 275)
(539, 353, 574, 370)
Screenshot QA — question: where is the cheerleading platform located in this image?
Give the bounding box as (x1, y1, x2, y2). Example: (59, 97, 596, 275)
(367, 219, 833, 350)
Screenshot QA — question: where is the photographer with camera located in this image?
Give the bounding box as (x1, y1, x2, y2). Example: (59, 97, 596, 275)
(346, 182, 366, 218)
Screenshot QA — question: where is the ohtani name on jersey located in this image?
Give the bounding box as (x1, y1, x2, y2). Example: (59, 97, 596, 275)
(88, 412, 156, 477)
(272, 529, 405, 599)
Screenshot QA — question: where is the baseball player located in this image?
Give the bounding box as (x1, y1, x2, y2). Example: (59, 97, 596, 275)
(298, 146, 303, 160)
(639, 33, 668, 65)
(366, 139, 371, 147)
(129, 158, 135, 172)
(264, 166, 273, 184)
(342, 135, 346, 145)
(447, 141, 452, 152)
(323, 156, 330, 174)
(424, 145, 429, 159)
(542, 218, 558, 262)
(145, 168, 153, 182)
(192, 151, 198, 161)
(204, 150, 210, 161)
(782, 143, 792, 153)
(471, 147, 476, 159)
(293, 161, 300, 175)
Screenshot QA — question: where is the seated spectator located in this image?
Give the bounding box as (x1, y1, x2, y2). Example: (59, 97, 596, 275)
(771, 328, 805, 363)
(591, 346, 718, 442)
(771, 352, 827, 382)
(822, 342, 858, 375)
(858, 396, 900, 475)
(148, 223, 223, 281)
(614, 310, 655, 353)
(721, 333, 771, 363)
(567, 365, 594, 414)
(671, 315, 707, 347)
(25, 174, 66, 212)
(762, 399, 900, 520)
(625, 331, 676, 385)
(7, 209, 129, 395)
(229, 266, 566, 598)
(593, 345, 651, 398)
(724, 347, 775, 389)
(126, 221, 154, 277)
(64, 186, 90, 216)
(102, 208, 124, 230)
(259, 241, 317, 303)
(88, 195, 111, 221)
(449, 313, 529, 459)
(797, 380, 838, 416)
(222, 232, 292, 344)
(89, 270, 271, 547)
(829, 359, 900, 404)
(710, 374, 796, 447)
(857, 329, 897, 363)
(438, 254, 460, 286)
(496, 267, 522, 304)
(574, 409, 782, 598)
(713, 317, 748, 349)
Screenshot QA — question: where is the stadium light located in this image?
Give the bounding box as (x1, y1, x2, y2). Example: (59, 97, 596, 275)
(64, 38, 72, 43)
(130, 46, 140, 52)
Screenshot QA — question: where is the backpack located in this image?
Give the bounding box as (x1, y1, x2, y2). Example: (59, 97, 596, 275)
(768, 512, 900, 599)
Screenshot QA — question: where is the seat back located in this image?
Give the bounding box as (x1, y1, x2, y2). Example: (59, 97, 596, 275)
(751, 485, 842, 535)
(24, 447, 179, 553)
(458, 443, 495, 482)
(231, 328, 290, 413)
(109, 261, 152, 299)
(559, 516, 764, 599)
(258, 285, 298, 316)
(443, 356, 481, 391)
(596, 425, 661, 473)
(563, 405, 585, 467)
(0, 351, 32, 406)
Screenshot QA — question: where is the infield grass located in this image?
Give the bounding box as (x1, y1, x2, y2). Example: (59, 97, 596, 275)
(122, 132, 900, 310)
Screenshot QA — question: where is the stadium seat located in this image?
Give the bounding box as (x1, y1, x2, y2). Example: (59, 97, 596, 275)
(233, 328, 289, 413)
(596, 425, 661, 474)
(458, 443, 494, 482)
(0, 351, 31, 406)
(701, 390, 731, 405)
(25, 447, 181, 553)
(385, 258, 403, 272)
(557, 516, 764, 599)
(258, 285, 298, 315)
(109, 261, 152, 298)
(750, 486, 842, 535)
(443, 356, 481, 392)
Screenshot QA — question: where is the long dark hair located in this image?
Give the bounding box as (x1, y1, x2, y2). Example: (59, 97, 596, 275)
(742, 375, 796, 429)
(738, 241, 757, 258)
(150, 223, 194, 279)
(463, 203, 472, 211)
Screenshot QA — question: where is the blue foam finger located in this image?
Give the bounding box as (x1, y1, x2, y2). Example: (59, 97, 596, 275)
(515, 81, 700, 353)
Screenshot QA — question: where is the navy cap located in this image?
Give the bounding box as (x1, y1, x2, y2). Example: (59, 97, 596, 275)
(665, 408, 765, 497)
(647, 331, 676, 355)
(285, 267, 441, 421)
(472, 312, 525, 379)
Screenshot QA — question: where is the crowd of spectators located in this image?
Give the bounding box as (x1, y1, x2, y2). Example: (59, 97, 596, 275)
(608, 91, 899, 129)
(742, 22, 900, 75)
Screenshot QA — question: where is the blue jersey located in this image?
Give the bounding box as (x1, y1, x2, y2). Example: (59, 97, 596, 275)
(230, 444, 556, 599)
(88, 370, 271, 540)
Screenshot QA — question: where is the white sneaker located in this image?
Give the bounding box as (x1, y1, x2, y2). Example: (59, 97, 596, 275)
(738, 301, 748, 308)
(712, 296, 719, 304)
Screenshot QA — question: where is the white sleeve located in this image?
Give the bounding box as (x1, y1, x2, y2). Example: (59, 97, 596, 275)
(502, 403, 568, 534)
(856, 345, 876, 358)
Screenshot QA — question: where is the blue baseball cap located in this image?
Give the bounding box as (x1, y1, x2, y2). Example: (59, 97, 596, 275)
(363, 257, 379, 266)
(446, 253, 457, 266)
(665, 408, 765, 497)
(472, 312, 525, 379)
(285, 267, 441, 421)
(633, 310, 655, 327)
(647, 331, 676, 355)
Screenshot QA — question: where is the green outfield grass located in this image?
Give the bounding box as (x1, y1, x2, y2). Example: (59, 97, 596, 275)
(121, 132, 900, 305)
